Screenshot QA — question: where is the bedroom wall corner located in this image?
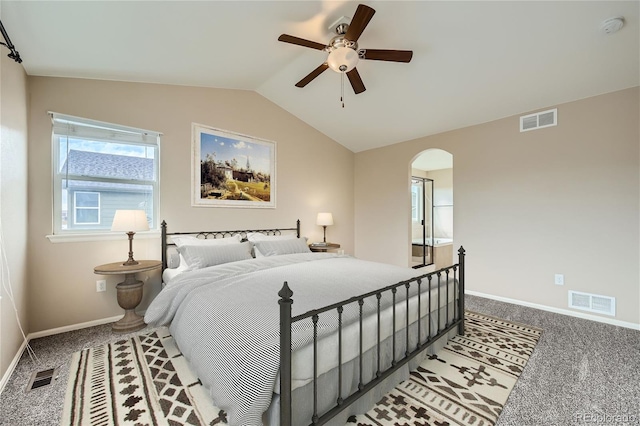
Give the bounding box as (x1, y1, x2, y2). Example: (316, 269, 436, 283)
(26, 77, 355, 333)
(355, 87, 640, 326)
(0, 52, 29, 387)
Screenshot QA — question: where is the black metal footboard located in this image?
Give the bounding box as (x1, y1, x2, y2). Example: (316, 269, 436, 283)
(279, 247, 466, 426)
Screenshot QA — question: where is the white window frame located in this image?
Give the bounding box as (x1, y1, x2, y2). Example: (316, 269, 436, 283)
(50, 112, 161, 238)
(73, 191, 101, 225)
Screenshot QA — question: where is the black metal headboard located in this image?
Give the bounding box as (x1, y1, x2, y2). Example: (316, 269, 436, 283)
(160, 219, 301, 271)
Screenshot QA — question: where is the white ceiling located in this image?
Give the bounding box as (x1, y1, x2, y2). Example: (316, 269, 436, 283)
(1, 1, 638, 153)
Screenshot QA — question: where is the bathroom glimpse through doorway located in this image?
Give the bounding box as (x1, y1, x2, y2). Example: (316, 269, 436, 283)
(411, 176, 434, 268)
(410, 149, 454, 270)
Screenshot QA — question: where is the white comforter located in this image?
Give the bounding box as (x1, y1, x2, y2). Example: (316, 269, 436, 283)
(144, 253, 433, 426)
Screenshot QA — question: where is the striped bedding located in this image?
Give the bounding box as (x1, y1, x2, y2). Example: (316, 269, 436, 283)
(144, 253, 446, 426)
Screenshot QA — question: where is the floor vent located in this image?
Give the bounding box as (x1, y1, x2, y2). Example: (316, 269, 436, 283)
(520, 108, 557, 132)
(26, 367, 59, 391)
(568, 291, 615, 316)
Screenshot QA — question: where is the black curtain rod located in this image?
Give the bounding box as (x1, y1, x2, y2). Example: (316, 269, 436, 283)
(0, 19, 22, 63)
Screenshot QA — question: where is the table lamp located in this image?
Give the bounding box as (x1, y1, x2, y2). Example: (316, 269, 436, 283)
(316, 212, 334, 243)
(111, 210, 149, 265)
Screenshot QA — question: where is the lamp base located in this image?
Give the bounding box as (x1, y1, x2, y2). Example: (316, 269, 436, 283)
(113, 275, 145, 333)
(123, 232, 139, 266)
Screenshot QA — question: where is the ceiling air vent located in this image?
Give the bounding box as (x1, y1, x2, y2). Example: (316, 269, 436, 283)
(568, 290, 615, 316)
(520, 108, 557, 132)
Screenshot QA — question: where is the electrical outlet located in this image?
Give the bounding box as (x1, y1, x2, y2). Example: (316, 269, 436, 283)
(554, 274, 564, 286)
(96, 280, 107, 292)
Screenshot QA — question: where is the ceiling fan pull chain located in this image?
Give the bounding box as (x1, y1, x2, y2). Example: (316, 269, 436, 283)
(341, 72, 345, 108)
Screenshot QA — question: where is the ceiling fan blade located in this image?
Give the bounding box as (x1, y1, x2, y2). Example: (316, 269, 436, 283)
(295, 63, 329, 88)
(345, 4, 376, 42)
(360, 49, 413, 63)
(346, 68, 366, 94)
(278, 34, 326, 51)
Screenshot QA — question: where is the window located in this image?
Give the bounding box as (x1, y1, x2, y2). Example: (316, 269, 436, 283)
(74, 192, 100, 225)
(51, 113, 160, 234)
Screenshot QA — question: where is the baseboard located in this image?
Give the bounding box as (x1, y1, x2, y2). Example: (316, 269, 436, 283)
(28, 314, 124, 339)
(0, 338, 28, 396)
(466, 290, 640, 330)
(0, 313, 130, 396)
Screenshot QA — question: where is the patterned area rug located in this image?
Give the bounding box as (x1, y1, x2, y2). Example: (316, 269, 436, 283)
(348, 310, 542, 426)
(61, 311, 541, 426)
(61, 327, 227, 426)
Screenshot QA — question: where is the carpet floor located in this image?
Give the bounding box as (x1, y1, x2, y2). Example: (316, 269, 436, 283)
(1, 295, 638, 425)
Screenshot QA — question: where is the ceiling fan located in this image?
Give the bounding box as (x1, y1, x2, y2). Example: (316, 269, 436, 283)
(278, 3, 413, 95)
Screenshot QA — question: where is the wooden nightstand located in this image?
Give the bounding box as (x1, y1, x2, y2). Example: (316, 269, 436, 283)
(309, 243, 341, 253)
(94, 259, 161, 333)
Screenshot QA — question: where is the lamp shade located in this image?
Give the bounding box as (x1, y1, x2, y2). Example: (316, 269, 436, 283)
(316, 212, 334, 226)
(111, 210, 149, 232)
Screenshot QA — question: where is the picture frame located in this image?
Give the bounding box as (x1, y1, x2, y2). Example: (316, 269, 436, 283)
(192, 123, 276, 208)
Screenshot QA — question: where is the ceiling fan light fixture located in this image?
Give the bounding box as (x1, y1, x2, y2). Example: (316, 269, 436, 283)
(278, 3, 411, 94)
(327, 47, 359, 73)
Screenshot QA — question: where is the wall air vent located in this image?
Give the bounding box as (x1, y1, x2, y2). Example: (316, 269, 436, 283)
(520, 108, 557, 132)
(568, 290, 615, 316)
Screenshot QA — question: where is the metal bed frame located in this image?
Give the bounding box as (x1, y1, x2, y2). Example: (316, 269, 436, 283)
(279, 247, 465, 425)
(160, 220, 465, 426)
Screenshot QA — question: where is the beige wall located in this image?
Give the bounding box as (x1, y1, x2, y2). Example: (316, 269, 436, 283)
(355, 87, 639, 325)
(0, 55, 29, 381)
(426, 169, 453, 208)
(28, 77, 354, 332)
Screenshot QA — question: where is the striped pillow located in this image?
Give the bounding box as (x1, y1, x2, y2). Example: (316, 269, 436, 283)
(252, 238, 311, 257)
(177, 241, 253, 270)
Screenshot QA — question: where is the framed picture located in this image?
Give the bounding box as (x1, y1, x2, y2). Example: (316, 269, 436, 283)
(192, 123, 276, 208)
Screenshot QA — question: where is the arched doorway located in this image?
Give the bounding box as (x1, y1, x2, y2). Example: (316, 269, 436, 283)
(410, 149, 453, 269)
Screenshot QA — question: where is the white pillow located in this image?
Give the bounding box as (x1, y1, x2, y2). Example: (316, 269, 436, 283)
(162, 266, 186, 286)
(252, 238, 311, 257)
(176, 241, 253, 270)
(177, 254, 190, 271)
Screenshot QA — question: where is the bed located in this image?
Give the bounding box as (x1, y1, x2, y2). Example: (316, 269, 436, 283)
(144, 220, 466, 426)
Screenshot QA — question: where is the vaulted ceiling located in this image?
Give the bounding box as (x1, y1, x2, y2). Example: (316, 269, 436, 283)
(2, 1, 638, 152)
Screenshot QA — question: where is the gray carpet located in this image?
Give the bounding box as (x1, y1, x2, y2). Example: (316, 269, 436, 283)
(465, 296, 640, 426)
(0, 295, 638, 426)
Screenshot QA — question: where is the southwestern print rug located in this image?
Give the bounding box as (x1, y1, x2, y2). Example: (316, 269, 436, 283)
(61, 311, 541, 426)
(348, 310, 543, 426)
(60, 327, 227, 426)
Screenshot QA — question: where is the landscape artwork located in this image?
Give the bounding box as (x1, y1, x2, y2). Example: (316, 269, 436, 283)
(192, 124, 276, 208)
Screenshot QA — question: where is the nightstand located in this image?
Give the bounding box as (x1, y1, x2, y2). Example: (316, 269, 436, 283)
(309, 243, 341, 253)
(94, 259, 161, 333)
